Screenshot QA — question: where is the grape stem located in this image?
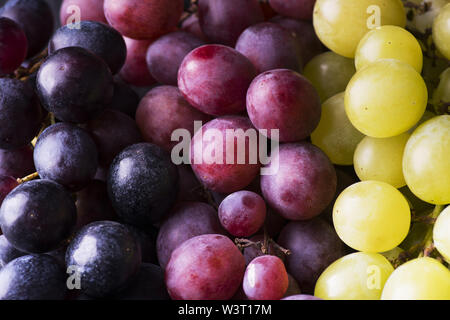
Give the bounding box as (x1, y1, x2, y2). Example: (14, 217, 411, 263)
(234, 237, 291, 256)
(418, 205, 444, 258)
(17, 172, 39, 184)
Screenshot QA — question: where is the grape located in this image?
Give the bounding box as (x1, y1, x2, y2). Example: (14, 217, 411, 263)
(381, 257, 450, 300)
(104, 0, 183, 40)
(181, 14, 208, 41)
(0, 175, 17, 205)
(261, 208, 287, 238)
(260, 143, 337, 221)
(311, 92, 364, 165)
(313, 0, 406, 58)
(303, 51, 356, 103)
(108, 80, 140, 118)
(243, 255, 289, 300)
(278, 219, 343, 293)
(333, 181, 411, 253)
(114, 263, 169, 300)
(432, 68, 449, 113)
(0, 255, 66, 300)
(126, 225, 157, 264)
(271, 16, 324, 66)
(0, 180, 76, 253)
(403, 115, 450, 204)
(354, 133, 410, 188)
(282, 294, 321, 300)
(315, 252, 394, 300)
(107, 143, 179, 227)
(120, 37, 156, 87)
(176, 165, 206, 203)
(49, 21, 127, 74)
(75, 180, 117, 230)
(0, 0, 54, 57)
(37, 47, 114, 123)
(218, 191, 266, 237)
(65, 221, 142, 298)
(60, 0, 107, 25)
(406, 0, 448, 34)
(269, 0, 316, 20)
(243, 235, 286, 265)
(0, 17, 27, 75)
(198, 0, 264, 46)
(190, 116, 261, 194)
(146, 31, 205, 86)
(156, 202, 225, 269)
(87, 109, 142, 167)
(260, 1, 277, 20)
(0, 145, 35, 178)
(433, 206, 450, 262)
(178, 45, 257, 116)
(410, 110, 436, 133)
(34, 123, 99, 192)
(165, 234, 245, 300)
(433, 3, 450, 60)
(136, 86, 211, 152)
(0, 235, 25, 267)
(235, 22, 302, 73)
(355, 25, 423, 73)
(345, 59, 427, 138)
(284, 274, 302, 297)
(0, 79, 41, 150)
(246, 69, 321, 142)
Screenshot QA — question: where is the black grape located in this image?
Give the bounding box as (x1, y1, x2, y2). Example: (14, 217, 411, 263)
(0, 145, 35, 178)
(0, 235, 25, 267)
(108, 80, 140, 118)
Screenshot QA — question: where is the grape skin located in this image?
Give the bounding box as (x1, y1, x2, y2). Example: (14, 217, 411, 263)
(269, 0, 316, 21)
(60, 0, 107, 26)
(0, 235, 25, 267)
(0, 175, 18, 205)
(120, 37, 156, 88)
(433, 3, 450, 60)
(0, 145, 35, 178)
(0, 17, 27, 75)
(433, 206, 450, 262)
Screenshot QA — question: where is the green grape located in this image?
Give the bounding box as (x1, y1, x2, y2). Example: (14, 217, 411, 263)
(433, 205, 450, 262)
(431, 67, 450, 114)
(303, 52, 356, 102)
(399, 222, 429, 254)
(345, 59, 428, 138)
(410, 110, 436, 132)
(311, 92, 364, 165)
(333, 181, 411, 253)
(315, 252, 394, 300)
(313, 0, 406, 58)
(403, 115, 450, 204)
(381, 257, 450, 300)
(405, 0, 449, 34)
(355, 25, 423, 72)
(381, 247, 404, 266)
(422, 56, 449, 97)
(353, 133, 410, 188)
(399, 185, 434, 216)
(433, 3, 450, 60)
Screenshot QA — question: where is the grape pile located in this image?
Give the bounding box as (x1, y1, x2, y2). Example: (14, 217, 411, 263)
(0, 0, 448, 301)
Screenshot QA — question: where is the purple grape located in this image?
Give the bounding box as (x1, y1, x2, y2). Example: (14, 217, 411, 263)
(261, 143, 336, 221)
(178, 44, 257, 116)
(176, 165, 206, 203)
(37, 47, 114, 123)
(146, 31, 205, 85)
(34, 123, 99, 192)
(108, 80, 140, 118)
(243, 255, 288, 300)
(165, 234, 245, 300)
(198, 0, 264, 46)
(87, 109, 142, 167)
(236, 22, 302, 73)
(0, 179, 77, 253)
(0, 17, 27, 75)
(0, 145, 35, 178)
(181, 14, 208, 42)
(269, 0, 316, 21)
(0, 175, 17, 206)
(277, 219, 343, 293)
(120, 37, 156, 87)
(157, 201, 225, 269)
(49, 21, 126, 74)
(136, 85, 211, 152)
(0, 235, 25, 267)
(218, 191, 266, 237)
(246, 69, 321, 142)
(0, 78, 41, 150)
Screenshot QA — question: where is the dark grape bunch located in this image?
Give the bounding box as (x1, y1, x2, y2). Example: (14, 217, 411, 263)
(0, 0, 448, 302)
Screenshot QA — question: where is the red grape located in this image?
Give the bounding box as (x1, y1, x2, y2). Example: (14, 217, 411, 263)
(178, 45, 257, 116)
(104, 0, 183, 40)
(243, 255, 289, 300)
(120, 37, 156, 87)
(269, 0, 316, 21)
(198, 0, 264, 46)
(236, 22, 302, 73)
(261, 143, 336, 220)
(181, 14, 208, 42)
(246, 69, 321, 142)
(190, 116, 261, 193)
(165, 234, 245, 300)
(0, 17, 27, 75)
(157, 202, 225, 269)
(146, 31, 205, 85)
(60, 0, 107, 25)
(218, 190, 266, 237)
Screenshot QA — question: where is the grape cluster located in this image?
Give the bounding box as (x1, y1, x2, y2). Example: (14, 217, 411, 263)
(0, 0, 448, 301)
